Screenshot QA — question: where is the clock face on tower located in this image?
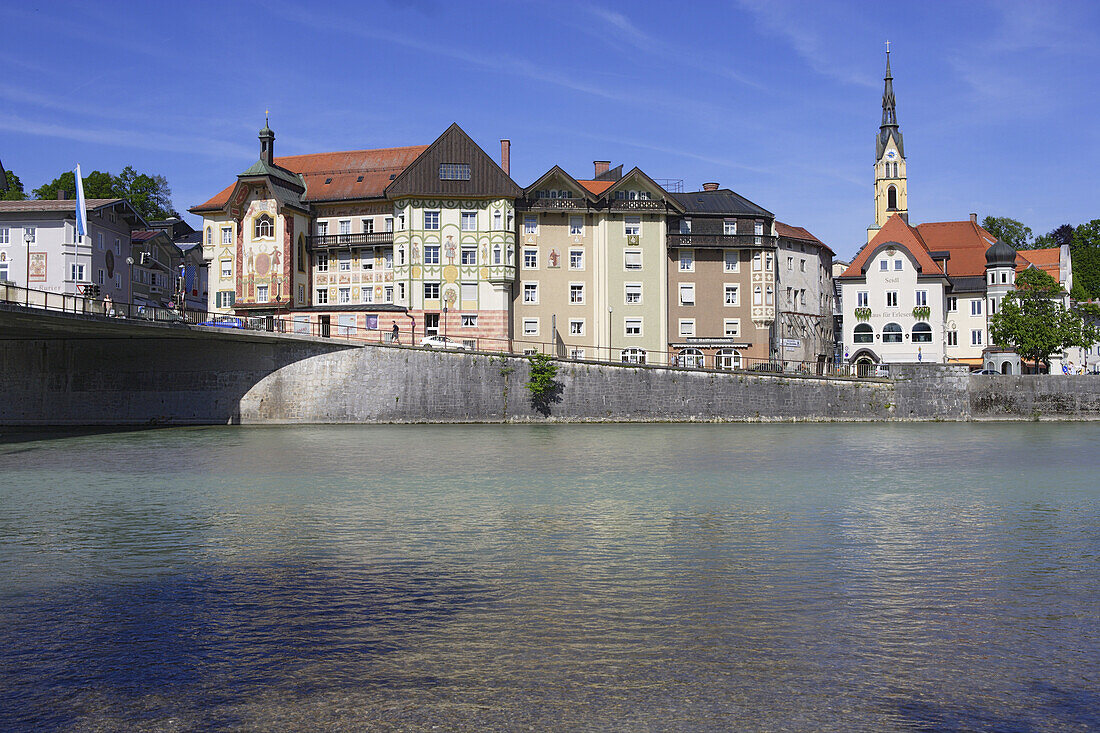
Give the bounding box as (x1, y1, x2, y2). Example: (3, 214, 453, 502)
(886, 150, 897, 160)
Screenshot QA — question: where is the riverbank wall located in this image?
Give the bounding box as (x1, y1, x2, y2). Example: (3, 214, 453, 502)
(5, 335, 1100, 425)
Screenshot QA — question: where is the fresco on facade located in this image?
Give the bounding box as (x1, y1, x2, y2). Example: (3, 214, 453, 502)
(29, 252, 46, 281)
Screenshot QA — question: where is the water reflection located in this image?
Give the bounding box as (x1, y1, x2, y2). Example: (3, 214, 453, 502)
(1, 424, 1098, 730)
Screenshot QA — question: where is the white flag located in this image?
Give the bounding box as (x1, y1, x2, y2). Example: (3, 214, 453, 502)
(74, 164, 87, 239)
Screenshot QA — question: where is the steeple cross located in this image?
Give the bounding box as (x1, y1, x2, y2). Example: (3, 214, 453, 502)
(885, 40, 890, 53)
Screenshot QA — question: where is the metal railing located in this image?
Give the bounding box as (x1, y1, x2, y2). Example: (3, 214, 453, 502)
(308, 232, 395, 248)
(1, 282, 885, 380)
(667, 233, 778, 248)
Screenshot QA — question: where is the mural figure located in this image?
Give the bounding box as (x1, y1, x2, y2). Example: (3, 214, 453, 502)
(412, 242, 420, 263)
(444, 235, 456, 263)
(548, 248, 560, 268)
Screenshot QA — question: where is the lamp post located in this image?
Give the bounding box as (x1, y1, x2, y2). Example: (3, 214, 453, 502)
(23, 230, 33, 306)
(607, 305, 613, 363)
(125, 256, 134, 317)
(442, 304, 448, 340)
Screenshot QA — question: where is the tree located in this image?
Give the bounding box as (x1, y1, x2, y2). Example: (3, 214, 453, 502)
(32, 170, 115, 200)
(113, 166, 177, 221)
(1033, 223, 1075, 250)
(982, 216, 1033, 249)
(1071, 220, 1100, 300)
(1, 170, 27, 200)
(989, 267, 1099, 368)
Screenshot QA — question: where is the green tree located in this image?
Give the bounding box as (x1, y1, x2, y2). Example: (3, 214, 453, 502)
(32, 170, 116, 200)
(525, 353, 561, 415)
(989, 267, 1099, 368)
(114, 166, 177, 221)
(982, 216, 1033, 249)
(1, 170, 27, 200)
(1033, 223, 1075, 250)
(1071, 220, 1100, 300)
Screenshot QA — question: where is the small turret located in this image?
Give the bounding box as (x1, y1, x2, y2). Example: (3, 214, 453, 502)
(985, 238, 1017, 269)
(259, 112, 275, 166)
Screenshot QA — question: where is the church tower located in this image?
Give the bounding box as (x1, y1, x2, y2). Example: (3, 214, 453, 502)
(868, 44, 908, 242)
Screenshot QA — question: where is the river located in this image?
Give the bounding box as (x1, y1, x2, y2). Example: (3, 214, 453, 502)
(1, 424, 1098, 731)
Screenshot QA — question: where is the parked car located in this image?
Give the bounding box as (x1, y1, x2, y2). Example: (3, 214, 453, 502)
(972, 369, 999, 375)
(199, 315, 247, 329)
(420, 335, 469, 350)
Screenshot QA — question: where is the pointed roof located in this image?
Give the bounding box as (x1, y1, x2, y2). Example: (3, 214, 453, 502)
(600, 167, 686, 213)
(672, 188, 772, 218)
(385, 123, 521, 199)
(877, 48, 904, 159)
(840, 214, 943, 278)
(524, 165, 598, 202)
(576, 180, 615, 195)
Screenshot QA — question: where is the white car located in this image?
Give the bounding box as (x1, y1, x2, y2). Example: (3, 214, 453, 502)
(419, 335, 469, 350)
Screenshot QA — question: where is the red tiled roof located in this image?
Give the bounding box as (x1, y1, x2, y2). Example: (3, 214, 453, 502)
(840, 214, 943, 277)
(1018, 247, 1061, 281)
(913, 220, 996, 278)
(576, 180, 614, 195)
(192, 145, 430, 212)
(775, 221, 834, 255)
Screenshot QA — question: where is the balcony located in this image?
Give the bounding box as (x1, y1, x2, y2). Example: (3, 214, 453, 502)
(308, 232, 395, 249)
(608, 198, 665, 212)
(522, 197, 586, 211)
(667, 233, 778, 248)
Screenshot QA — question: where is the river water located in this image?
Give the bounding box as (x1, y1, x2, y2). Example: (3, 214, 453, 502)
(1, 424, 1098, 731)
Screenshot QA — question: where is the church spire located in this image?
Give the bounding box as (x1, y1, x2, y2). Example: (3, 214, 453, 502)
(881, 43, 897, 128)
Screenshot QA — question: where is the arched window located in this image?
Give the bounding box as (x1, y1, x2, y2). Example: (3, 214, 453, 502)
(912, 323, 932, 343)
(397, 245, 405, 265)
(883, 322, 903, 343)
(678, 348, 704, 368)
(254, 214, 274, 239)
(854, 324, 873, 343)
(715, 348, 742, 370)
(621, 348, 646, 364)
(205, 227, 212, 246)
(297, 234, 306, 273)
(887, 186, 898, 211)
(493, 244, 502, 265)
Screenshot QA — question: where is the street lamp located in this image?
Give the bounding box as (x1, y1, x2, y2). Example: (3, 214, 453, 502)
(23, 230, 33, 305)
(607, 305, 613, 363)
(126, 256, 135, 317)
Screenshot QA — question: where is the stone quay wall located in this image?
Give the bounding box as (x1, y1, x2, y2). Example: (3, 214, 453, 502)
(5, 334, 1100, 426)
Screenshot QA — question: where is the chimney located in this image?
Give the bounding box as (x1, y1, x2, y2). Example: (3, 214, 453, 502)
(594, 160, 610, 178)
(500, 139, 510, 176)
(970, 213, 977, 224)
(57, 190, 68, 200)
(702, 182, 719, 191)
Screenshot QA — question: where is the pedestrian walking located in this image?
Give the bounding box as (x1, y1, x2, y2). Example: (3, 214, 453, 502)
(103, 294, 114, 317)
(391, 320, 399, 345)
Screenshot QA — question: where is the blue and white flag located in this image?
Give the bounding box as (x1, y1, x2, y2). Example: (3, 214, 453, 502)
(73, 164, 87, 239)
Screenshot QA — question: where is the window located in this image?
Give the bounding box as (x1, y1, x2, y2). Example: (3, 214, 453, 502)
(115, 239, 120, 255)
(424, 313, 440, 336)
(256, 285, 269, 302)
(912, 323, 932, 343)
(625, 318, 642, 336)
(424, 211, 440, 230)
(316, 253, 329, 272)
(569, 283, 585, 304)
(947, 330, 958, 346)
(398, 282, 405, 301)
(523, 282, 538, 303)
(625, 283, 642, 304)
(678, 319, 695, 337)
(754, 221, 764, 244)
(623, 249, 643, 271)
(724, 250, 739, 272)
(570, 217, 584, 236)
(753, 252, 762, 271)
(990, 298, 998, 315)
(424, 282, 440, 300)
(338, 287, 350, 304)
(857, 291, 869, 307)
(971, 299, 982, 316)
(461, 211, 477, 231)
(915, 290, 927, 307)
(494, 244, 503, 265)
(524, 248, 538, 269)
(679, 249, 694, 272)
(766, 285, 774, 305)
(424, 245, 440, 264)
(221, 227, 232, 245)
(70, 263, 85, 281)
(96, 268, 104, 285)
(439, 163, 471, 180)
(569, 249, 584, 270)
(894, 259, 903, 271)
(880, 259, 889, 271)
(621, 348, 646, 364)
(254, 214, 274, 239)
(724, 284, 739, 306)
(385, 217, 394, 233)
(316, 221, 329, 236)
(787, 256, 793, 271)
(723, 319, 740, 337)
(216, 291, 235, 308)
(854, 324, 873, 343)
(362, 250, 374, 270)
(493, 210, 502, 230)
(221, 259, 231, 277)
(97, 232, 104, 250)
(883, 322, 903, 343)
(971, 329, 983, 346)
(679, 283, 695, 306)
(766, 253, 773, 271)
(383, 248, 393, 269)
(363, 218, 375, 234)
(947, 296, 957, 312)
(678, 348, 704, 368)
(461, 246, 477, 265)
(363, 286, 376, 305)
(338, 252, 351, 271)
(524, 215, 538, 235)
(570, 319, 584, 335)
(461, 314, 478, 328)
(570, 349, 585, 360)
(753, 285, 762, 305)
(724, 220, 737, 235)
(679, 219, 691, 234)
(800, 259, 806, 272)
(523, 318, 539, 336)
(1001, 272, 1009, 284)
(716, 348, 741, 370)
(886, 291, 898, 307)
(888, 185, 898, 210)
(384, 285, 393, 303)
(624, 216, 641, 236)
(115, 274, 121, 289)
(461, 282, 477, 302)
(204, 228, 211, 246)
(339, 220, 351, 236)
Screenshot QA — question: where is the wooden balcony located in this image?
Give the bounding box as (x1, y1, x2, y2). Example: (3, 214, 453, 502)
(308, 232, 395, 249)
(608, 198, 665, 211)
(667, 233, 778, 248)
(523, 197, 586, 210)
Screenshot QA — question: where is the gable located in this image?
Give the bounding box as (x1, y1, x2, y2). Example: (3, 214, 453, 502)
(524, 166, 596, 202)
(386, 123, 521, 199)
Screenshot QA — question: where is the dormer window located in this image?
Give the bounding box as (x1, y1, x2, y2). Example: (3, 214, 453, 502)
(254, 214, 274, 239)
(439, 163, 471, 180)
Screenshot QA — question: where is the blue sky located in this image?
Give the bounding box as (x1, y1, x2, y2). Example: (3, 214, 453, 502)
(2, 0, 1097, 260)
